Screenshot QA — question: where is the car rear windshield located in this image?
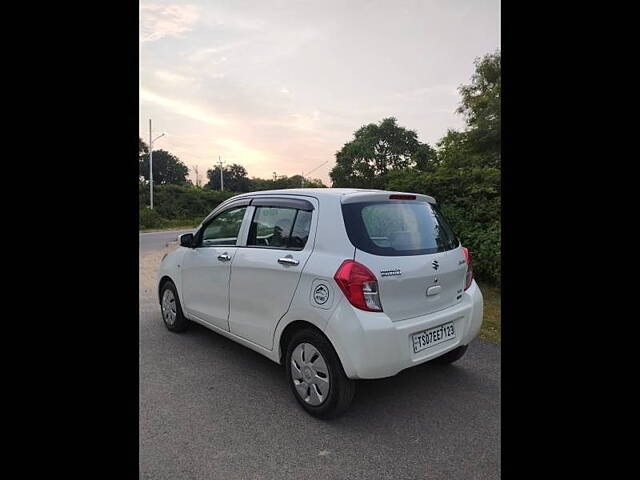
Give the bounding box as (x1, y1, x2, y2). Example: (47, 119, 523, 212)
(341, 201, 459, 256)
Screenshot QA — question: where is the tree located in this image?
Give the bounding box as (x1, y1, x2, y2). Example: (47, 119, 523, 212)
(282, 174, 325, 189)
(139, 149, 189, 185)
(450, 50, 501, 169)
(139, 139, 149, 184)
(414, 143, 439, 173)
(384, 51, 502, 283)
(205, 163, 251, 192)
(250, 174, 326, 190)
(139, 138, 148, 156)
(329, 117, 436, 188)
(432, 51, 500, 176)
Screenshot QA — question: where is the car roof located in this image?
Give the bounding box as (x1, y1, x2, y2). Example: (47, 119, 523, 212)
(232, 188, 436, 204)
(234, 188, 375, 198)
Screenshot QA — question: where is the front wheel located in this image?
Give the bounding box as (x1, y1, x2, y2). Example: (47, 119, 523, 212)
(285, 329, 355, 419)
(160, 281, 189, 332)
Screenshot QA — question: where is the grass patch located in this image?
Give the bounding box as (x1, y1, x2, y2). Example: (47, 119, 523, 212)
(477, 280, 501, 343)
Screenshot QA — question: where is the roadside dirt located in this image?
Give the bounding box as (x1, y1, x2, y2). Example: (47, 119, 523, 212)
(139, 241, 178, 312)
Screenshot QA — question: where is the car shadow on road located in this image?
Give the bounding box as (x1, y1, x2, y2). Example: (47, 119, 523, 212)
(181, 321, 496, 426)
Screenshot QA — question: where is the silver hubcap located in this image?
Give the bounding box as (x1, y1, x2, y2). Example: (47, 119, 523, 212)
(161, 289, 177, 325)
(291, 343, 330, 406)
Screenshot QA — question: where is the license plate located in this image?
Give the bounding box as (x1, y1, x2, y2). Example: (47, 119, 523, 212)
(411, 322, 456, 354)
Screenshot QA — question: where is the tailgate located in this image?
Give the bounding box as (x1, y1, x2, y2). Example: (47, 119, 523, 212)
(355, 247, 467, 321)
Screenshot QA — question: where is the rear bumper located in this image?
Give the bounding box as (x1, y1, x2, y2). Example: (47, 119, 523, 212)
(324, 280, 484, 379)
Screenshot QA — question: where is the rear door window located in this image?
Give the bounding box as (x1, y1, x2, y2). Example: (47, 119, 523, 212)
(246, 206, 312, 250)
(289, 210, 312, 249)
(342, 201, 459, 256)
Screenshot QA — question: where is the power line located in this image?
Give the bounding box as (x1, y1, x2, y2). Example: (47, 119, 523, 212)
(301, 161, 329, 188)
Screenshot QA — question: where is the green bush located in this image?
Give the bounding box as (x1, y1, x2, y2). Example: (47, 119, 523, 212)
(439, 204, 500, 283)
(385, 168, 500, 285)
(139, 183, 238, 230)
(139, 183, 237, 220)
(139, 208, 164, 229)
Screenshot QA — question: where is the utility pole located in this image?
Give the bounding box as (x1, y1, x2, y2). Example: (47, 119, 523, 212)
(192, 165, 201, 187)
(218, 156, 226, 191)
(149, 119, 153, 209)
(147, 119, 165, 209)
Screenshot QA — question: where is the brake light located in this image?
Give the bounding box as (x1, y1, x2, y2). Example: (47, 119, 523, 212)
(462, 247, 473, 290)
(389, 194, 416, 200)
(334, 260, 383, 311)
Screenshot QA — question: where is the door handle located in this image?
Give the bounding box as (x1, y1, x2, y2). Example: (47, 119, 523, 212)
(217, 253, 231, 262)
(277, 256, 299, 266)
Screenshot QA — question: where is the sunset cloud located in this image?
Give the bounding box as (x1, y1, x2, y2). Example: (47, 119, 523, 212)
(140, 3, 199, 43)
(140, 0, 500, 184)
(140, 88, 228, 126)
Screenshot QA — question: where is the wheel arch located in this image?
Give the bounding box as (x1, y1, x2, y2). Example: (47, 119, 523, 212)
(158, 275, 176, 303)
(277, 320, 329, 365)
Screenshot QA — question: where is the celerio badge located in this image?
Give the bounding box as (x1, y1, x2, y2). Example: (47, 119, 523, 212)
(381, 269, 401, 277)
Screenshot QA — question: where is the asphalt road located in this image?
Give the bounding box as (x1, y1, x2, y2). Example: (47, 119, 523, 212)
(139, 229, 194, 255)
(139, 237, 501, 479)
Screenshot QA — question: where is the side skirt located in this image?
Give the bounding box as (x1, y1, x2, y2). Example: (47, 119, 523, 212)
(185, 311, 282, 365)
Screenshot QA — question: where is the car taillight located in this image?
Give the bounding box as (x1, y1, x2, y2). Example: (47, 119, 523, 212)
(334, 260, 383, 312)
(462, 247, 473, 290)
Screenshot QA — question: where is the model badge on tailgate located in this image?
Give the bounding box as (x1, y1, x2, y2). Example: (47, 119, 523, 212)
(380, 269, 401, 277)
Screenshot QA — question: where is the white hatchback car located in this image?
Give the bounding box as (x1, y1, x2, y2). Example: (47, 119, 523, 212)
(158, 188, 483, 418)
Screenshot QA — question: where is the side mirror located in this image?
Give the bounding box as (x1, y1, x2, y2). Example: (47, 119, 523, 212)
(179, 233, 194, 248)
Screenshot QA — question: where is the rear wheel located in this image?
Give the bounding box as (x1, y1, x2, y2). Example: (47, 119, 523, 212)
(285, 329, 355, 419)
(432, 345, 468, 364)
(160, 281, 189, 332)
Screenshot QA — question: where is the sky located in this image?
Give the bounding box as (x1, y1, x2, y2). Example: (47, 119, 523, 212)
(140, 0, 500, 186)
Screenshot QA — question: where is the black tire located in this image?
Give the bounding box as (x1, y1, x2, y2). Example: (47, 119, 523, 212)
(431, 345, 468, 364)
(159, 280, 190, 332)
(285, 328, 356, 419)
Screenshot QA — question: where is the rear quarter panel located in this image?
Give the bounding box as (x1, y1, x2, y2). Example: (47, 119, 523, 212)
(272, 194, 356, 361)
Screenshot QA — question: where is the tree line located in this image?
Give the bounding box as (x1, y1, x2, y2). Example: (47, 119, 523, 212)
(138, 145, 326, 192)
(140, 50, 500, 284)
